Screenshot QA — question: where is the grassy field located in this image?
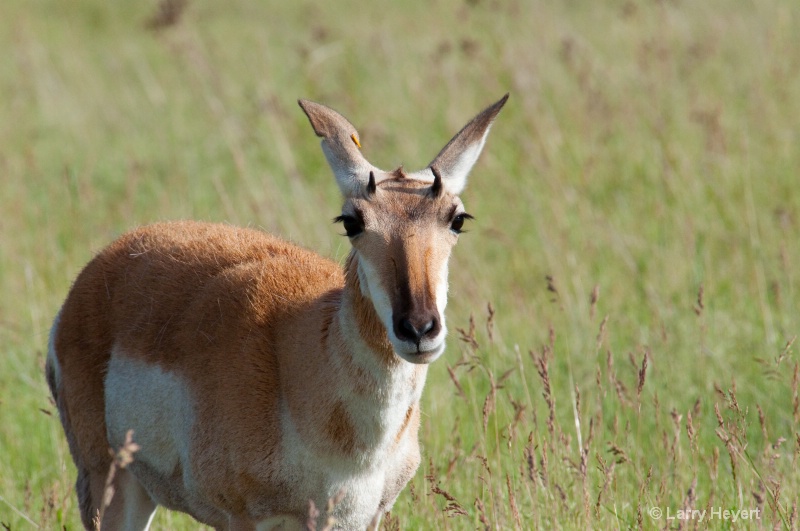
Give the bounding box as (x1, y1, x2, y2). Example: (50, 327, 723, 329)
(1, 0, 799, 529)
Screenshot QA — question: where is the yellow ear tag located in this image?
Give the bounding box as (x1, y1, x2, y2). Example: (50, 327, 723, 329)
(350, 133, 361, 148)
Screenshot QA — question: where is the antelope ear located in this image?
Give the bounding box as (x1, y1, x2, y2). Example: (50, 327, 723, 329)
(427, 94, 508, 195)
(298, 99, 381, 197)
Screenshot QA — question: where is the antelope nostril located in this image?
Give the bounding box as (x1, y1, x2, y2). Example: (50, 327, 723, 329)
(418, 319, 435, 337)
(399, 318, 421, 342)
(396, 316, 439, 344)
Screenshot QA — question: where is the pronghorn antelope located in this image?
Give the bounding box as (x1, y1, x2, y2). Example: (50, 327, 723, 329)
(46, 94, 508, 530)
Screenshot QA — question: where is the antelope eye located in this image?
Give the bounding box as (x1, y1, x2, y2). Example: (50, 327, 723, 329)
(334, 215, 363, 238)
(450, 213, 473, 234)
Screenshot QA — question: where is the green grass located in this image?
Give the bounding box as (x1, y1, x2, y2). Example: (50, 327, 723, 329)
(1, 0, 799, 529)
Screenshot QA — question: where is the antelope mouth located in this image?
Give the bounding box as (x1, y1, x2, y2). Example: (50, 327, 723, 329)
(395, 341, 446, 365)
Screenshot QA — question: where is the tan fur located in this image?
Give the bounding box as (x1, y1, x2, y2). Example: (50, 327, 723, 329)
(48, 95, 507, 530)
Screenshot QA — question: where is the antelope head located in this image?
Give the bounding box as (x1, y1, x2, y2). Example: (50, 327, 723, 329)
(299, 95, 508, 364)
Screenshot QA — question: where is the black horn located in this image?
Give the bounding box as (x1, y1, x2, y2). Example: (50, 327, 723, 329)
(430, 166, 443, 198)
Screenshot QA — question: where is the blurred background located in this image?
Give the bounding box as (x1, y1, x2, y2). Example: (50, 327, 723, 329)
(1, 0, 798, 528)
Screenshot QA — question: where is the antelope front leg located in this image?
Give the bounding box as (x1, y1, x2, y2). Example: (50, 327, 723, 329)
(367, 511, 383, 531)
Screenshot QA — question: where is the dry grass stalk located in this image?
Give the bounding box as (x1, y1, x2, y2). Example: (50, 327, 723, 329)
(482, 371, 496, 433)
(795, 434, 800, 466)
(778, 335, 796, 364)
(445, 450, 461, 480)
(524, 432, 538, 488)
(475, 455, 491, 477)
(568, 382, 583, 456)
(545, 275, 559, 303)
(532, 348, 556, 439)
(94, 430, 140, 531)
(767, 479, 783, 527)
(473, 497, 490, 531)
(711, 446, 720, 482)
(714, 426, 739, 484)
(497, 367, 516, 387)
(594, 366, 603, 399)
(714, 381, 727, 400)
(381, 512, 400, 531)
(757, 403, 769, 443)
(553, 483, 568, 511)
(456, 314, 479, 351)
(607, 443, 629, 465)
(793, 361, 799, 424)
(686, 409, 697, 456)
(508, 398, 526, 443)
(635, 504, 643, 531)
(486, 302, 495, 343)
(693, 283, 705, 315)
(594, 451, 615, 518)
(728, 387, 743, 417)
(633, 466, 652, 531)
(660, 428, 672, 465)
(445, 417, 462, 480)
(714, 391, 754, 487)
(446, 365, 466, 400)
(677, 477, 697, 531)
(753, 483, 766, 523)
(443, 502, 468, 518)
(586, 417, 595, 450)
(37, 482, 61, 529)
(670, 408, 683, 464)
(613, 376, 630, 409)
(539, 440, 550, 487)
(408, 482, 419, 504)
(305, 491, 345, 531)
(425, 459, 467, 519)
(606, 350, 631, 409)
(473, 453, 498, 522)
(145, 0, 188, 31)
(670, 408, 683, 428)
(318, 490, 345, 531)
(653, 391, 661, 434)
(505, 474, 521, 529)
(636, 352, 648, 403)
(714, 402, 725, 427)
(558, 431, 572, 455)
(589, 284, 600, 320)
(692, 397, 701, 420)
(306, 500, 320, 531)
(639, 466, 652, 501)
(579, 445, 590, 520)
(596, 315, 609, 351)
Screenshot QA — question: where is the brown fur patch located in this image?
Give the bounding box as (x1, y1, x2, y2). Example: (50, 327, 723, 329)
(325, 401, 360, 455)
(391, 166, 407, 179)
(423, 247, 437, 301)
(394, 404, 417, 446)
(344, 253, 396, 366)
